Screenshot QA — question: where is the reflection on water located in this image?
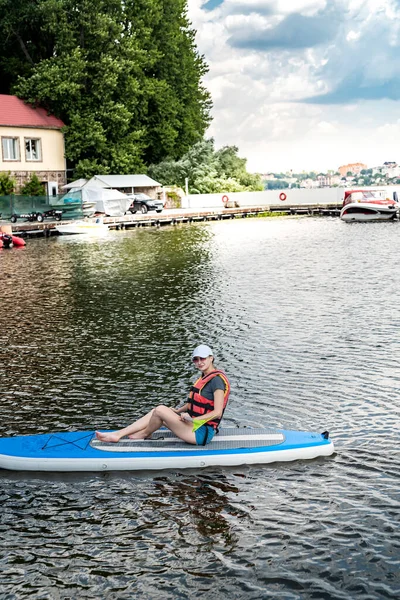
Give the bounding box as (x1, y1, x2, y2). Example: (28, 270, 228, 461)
(0, 218, 399, 598)
(153, 474, 240, 544)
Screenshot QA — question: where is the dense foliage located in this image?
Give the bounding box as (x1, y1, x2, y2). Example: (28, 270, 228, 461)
(0, 172, 16, 195)
(0, 0, 211, 177)
(149, 139, 263, 193)
(264, 180, 290, 190)
(20, 173, 45, 196)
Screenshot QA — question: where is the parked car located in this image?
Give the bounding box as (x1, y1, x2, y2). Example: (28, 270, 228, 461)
(128, 193, 163, 214)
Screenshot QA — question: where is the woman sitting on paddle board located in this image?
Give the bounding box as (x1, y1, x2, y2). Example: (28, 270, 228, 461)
(95, 344, 231, 446)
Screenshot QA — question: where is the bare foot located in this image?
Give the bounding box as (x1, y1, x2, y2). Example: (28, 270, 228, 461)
(95, 431, 121, 443)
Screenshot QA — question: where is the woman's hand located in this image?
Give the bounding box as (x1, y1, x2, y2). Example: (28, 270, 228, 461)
(179, 412, 193, 423)
(172, 403, 189, 415)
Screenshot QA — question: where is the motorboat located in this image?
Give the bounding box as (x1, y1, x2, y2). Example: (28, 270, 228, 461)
(340, 189, 398, 222)
(81, 202, 97, 217)
(55, 217, 109, 235)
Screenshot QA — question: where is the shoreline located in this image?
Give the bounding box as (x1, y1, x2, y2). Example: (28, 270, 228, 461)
(1, 204, 343, 238)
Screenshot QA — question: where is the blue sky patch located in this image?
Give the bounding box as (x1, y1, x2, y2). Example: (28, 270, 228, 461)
(301, 76, 400, 104)
(203, 0, 224, 11)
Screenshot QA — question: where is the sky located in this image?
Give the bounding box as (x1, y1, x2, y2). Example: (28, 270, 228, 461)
(188, 0, 400, 173)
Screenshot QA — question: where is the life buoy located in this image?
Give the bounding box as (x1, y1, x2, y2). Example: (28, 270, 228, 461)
(279, 192, 287, 201)
(222, 195, 229, 204)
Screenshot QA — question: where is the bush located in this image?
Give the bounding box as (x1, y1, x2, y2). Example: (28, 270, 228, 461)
(0, 172, 16, 195)
(20, 173, 45, 196)
(166, 190, 181, 208)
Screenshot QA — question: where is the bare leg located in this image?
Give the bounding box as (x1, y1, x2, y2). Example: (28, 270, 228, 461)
(95, 409, 156, 442)
(128, 411, 164, 440)
(128, 427, 150, 440)
(140, 405, 197, 445)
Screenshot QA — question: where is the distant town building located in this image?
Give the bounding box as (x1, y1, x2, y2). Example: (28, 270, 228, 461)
(317, 173, 341, 187)
(0, 95, 66, 194)
(373, 162, 400, 179)
(300, 178, 319, 189)
(338, 162, 367, 177)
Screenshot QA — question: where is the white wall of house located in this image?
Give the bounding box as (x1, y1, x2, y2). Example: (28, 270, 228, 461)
(0, 126, 65, 171)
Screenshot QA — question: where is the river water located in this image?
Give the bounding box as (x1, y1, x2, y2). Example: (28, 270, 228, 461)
(0, 217, 399, 599)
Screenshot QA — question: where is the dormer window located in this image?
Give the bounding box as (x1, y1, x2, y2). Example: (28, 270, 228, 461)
(25, 138, 41, 161)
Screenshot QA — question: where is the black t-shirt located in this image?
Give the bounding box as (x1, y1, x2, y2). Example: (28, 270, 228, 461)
(197, 374, 226, 400)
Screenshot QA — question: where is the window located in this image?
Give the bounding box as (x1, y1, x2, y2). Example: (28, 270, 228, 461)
(2, 137, 20, 161)
(25, 138, 42, 161)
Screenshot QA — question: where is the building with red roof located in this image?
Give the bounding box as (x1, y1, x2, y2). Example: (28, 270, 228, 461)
(0, 95, 66, 194)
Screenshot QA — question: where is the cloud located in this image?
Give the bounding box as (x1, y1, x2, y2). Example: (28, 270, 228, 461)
(221, 1, 275, 16)
(188, 0, 400, 171)
(219, 0, 328, 17)
(228, 12, 339, 51)
(316, 120, 337, 133)
(346, 30, 361, 41)
(299, 2, 400, 104)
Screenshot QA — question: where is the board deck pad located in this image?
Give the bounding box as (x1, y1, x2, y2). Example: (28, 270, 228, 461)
(90, 428, 286, 452)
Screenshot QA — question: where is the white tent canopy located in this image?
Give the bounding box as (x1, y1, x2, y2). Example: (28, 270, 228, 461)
(61, 173, 162, 215)
(62, 187, 131, 217)
(61, 178, 88, 190)
(87, 174, 162, 190)
(84, 187, 131, 216)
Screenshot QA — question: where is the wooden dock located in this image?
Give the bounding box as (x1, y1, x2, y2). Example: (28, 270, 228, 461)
(6, 204, 342, 237)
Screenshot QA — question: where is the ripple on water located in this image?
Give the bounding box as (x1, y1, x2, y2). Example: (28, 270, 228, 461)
(0, 218, 399, 599)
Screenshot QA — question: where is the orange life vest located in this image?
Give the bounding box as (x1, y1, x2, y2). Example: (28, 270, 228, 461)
(188, 370, 230, 432)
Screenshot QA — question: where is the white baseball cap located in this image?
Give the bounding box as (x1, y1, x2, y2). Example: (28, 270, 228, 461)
(191, 344, 214, 359)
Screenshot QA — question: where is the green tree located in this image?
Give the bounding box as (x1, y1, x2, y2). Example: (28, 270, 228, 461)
(214, 145, 263, 190)
(149, 139, 263, 193)
(265, 180, 289, 190)
(0, 0, 211, 176)
(0, 172, 16, 195)
(0, 0, 51, 94)
(128, 0, 212, 163)
(20, 173, 45, 195)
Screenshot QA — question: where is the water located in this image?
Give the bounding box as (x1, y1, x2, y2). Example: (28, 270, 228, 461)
(0, 217, 399, 599)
